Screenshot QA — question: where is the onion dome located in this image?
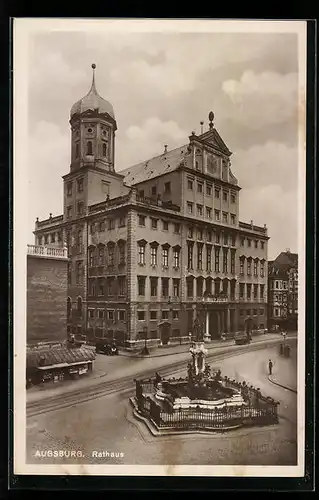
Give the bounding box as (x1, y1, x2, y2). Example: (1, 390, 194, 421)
(70, 64, 115, 119)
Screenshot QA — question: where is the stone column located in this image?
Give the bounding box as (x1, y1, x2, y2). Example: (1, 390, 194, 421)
(226, 308, 230, 333)
(204, 310, 211, 343)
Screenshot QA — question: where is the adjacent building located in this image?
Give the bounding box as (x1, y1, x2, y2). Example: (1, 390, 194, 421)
(268, 250, 298, 331)
(33, 65, 270, 349)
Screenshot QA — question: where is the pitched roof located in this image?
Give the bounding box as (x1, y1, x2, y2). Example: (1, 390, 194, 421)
(27, 346, 96, 369)
(119, 145, 188, 186)
(274, 251, 298, 269)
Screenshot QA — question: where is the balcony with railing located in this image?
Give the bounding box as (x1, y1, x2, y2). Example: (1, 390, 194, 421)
(27, 244, 68, 260)
(136, 194, 181, 212)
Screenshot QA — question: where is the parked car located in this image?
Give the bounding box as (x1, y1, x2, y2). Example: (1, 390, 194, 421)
(95, 342, 118, 356)
(234, 332, 251, 345)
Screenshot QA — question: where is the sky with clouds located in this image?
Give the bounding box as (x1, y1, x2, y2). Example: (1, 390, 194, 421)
(26, 27, 301, 260)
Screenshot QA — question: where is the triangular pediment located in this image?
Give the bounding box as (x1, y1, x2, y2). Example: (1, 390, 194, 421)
(199, 127, 231, 156)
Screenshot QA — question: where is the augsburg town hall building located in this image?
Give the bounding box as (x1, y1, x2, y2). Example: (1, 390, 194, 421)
(33, 65, 269, 349)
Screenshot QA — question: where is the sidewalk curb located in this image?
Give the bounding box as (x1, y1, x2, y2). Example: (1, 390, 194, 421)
(267, 375, 297, 394)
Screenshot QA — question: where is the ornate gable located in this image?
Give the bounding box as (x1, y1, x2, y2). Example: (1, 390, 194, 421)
(199, 128, 231, 156)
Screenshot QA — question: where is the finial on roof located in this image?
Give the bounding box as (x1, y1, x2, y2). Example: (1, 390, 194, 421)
(208, 111, 214, 129)
(200, 121, 204, 134)
(164, 144, 168, 154)
(91, 63, 97, 91)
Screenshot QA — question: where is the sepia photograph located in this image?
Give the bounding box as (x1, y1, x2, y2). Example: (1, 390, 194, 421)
(13, 18, 307, 477)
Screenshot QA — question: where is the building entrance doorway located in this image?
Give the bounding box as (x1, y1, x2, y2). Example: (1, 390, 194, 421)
(160, 322, 171, 345)
(209, 311, 221, 339)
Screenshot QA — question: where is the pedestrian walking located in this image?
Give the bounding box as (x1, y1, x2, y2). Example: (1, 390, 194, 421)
(268, 358, 273, 375)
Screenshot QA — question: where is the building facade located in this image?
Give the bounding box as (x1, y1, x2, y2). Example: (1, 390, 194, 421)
(27, 244, 68, 344)
(33, 65, 269, 349)
(268, 250, 298, 330)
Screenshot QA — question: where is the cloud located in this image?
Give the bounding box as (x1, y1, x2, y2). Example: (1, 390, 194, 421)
(116, 117, 188, 170)
(222, 70, 298, 129)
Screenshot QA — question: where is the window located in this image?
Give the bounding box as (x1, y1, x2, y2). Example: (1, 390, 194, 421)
(206, 207, 212, 218)
(260, 284, 265, 299)
(77, 202, 84, 215)
(240, 259, 244, 275)
(197, 244, 203, 270)
(75, 143, 80, 158)
(231, 193, 236, 204)
(241, 237, 245, 246)
(119, 310, 126, 321)
(76, 261, 83, 284)
(173, 310, 179, 320)
(138, 277, 146, 296)
(88, 309, 94, 319)
(162, 310, 169, 320)
(187, 243, 193, 269)
(173, 279, 180, 297)
(275, 281, 279, 289)
(188, 227, 193, 238)
(197, 183, 203, 193)
(231, 251, 235, 274)
(77, 229, 83, 253)
(57, 232, 62, 242)
(197, 229, 203, 240)
(162, 278, 169, 297)
(173, 248, 180, 268)
(107, 278, 114, 296)
(67, 182, 72, 196)
(223, 249, 228, 273)
(162, 247, 169, 267)
(230, 214, 235, 225)
(77, 178, 83, 192)
(246, 309, 251, 316)
(162, 220, 169, 231)
(187, 279, 194, 298)
(247, 239, 251, 247)
(50, 233, 55, 243)
(137, 311, 145, 321)
(98, 246, 104, 266)
(215, 189, 220, 199)
(119, 217, 125, 227)
(174, 223, 180, 233)
(118, 277, 125, 296)
(98, 221, 105, 232)
(215, 232, 220, 244)
(222, 212, 228, 223)
(275, 308, 279, 317)
(88, 279, 96, 296)
(109, 219, 115, 230)
(195, 161, 199, 170)
(187, 180, 193, 190)
(187, 202, 193, 214)
(164, 182, 171, 193)
(253, 309, 258, 316)
(255, 240, 258, 248)
(107, 244, 115, 266)
(261, 241, 265, 250)
(206, 245, 212, 272)
(259, 309, 264, 315)
(139, 215, 146, 226)
(139, 190, 144, 198)
(98, 309, 104, 319)
(150, 310, 157, 320)
(247, 259, 252, 275)
(118, 243, 125, 264)
(215, 247, 220, 273)
(247, 284, 252, 300)
(253, 259, 259, 277)
(102, 143, 107, 157)
(67, 206, 72, 219)
(87, 141, 93, 155)
(223, 191, 228, 202)
(254, 284, 258, 299)
(206, 185, 212, 196)
(239, 284, 245, 299)
(138, 243, 146, 265)
(150, 246, 157, 266)
(151, 218, 158, 229)
(197, 204, 203, 216)
(223, 233, 228, 245)
(207, 231, 212, 242)
(150, 277, 158, 297)
(215, 210, 220, 221)
(151, 186, 157, 196)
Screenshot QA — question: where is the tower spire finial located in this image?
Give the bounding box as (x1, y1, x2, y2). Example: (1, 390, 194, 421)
(91, 63, 97, 91)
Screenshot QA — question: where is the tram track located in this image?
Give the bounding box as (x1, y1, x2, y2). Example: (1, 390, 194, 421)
(27, 337, 295, 418)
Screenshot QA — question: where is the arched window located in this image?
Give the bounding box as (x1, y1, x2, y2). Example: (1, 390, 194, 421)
(102, 142, 107, 157)
(87, 141, 93, 155)
(77, 297, 82, 318)
(67, 297, 72, 319)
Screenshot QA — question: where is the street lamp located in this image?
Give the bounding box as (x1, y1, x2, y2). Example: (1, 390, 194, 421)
(141, 325, 149, 355)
